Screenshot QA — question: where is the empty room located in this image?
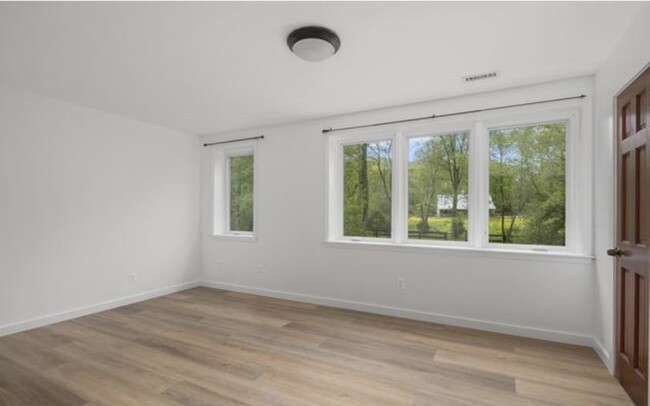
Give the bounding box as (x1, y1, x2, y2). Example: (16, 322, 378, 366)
(1, 1, 650, 405)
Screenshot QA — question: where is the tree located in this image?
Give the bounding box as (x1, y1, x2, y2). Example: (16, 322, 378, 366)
(489, 123, 566, 245)
(409, 138, 441, 233)
(439, 134, 469, 240)
(368, 141, 392, 203)
(367, 141, 392, 234)
(343, 141, 393, 237)
(520, 123, 566, 245)
(229, 155, 254, 231)
(407, 133, 469, 241)
(490, 130, 524, 243)
(359, 144, 369, 225)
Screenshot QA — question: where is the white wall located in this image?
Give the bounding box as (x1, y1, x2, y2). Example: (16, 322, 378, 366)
(0, 87, 200, 335)
(201, 77, 600, 351)
(593, 4, 650, 373)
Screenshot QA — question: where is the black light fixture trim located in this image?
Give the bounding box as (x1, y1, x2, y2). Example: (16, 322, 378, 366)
(287, 26, 341, 54)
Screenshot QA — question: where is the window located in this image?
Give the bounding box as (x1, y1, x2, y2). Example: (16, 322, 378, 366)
(343, 140, 393, 238)
(408, 132, 469, 242)
(228, 155, 254, 233)
(212, 143, 257, 239)
(489, 122, 566, 246)
(327, 102, 589, 255)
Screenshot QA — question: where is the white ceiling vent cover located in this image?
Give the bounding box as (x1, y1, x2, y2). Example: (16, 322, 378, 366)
(463, 70, 500, 83)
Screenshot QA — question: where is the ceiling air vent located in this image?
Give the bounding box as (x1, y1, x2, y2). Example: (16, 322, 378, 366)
(463, 70, 499, 83)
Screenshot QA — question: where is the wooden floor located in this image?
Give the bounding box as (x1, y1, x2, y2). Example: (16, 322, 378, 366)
(0, 287, 633, 406)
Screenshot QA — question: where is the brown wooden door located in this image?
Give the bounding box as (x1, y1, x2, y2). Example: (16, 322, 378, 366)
(614, 67, 650, 406)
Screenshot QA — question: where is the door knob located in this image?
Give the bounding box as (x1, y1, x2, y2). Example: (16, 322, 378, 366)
(607, 247, 625, 257)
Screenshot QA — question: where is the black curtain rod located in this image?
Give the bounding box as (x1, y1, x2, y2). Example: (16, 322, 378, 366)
(322, 94, 586, 134)
(203, 135, 264, 147)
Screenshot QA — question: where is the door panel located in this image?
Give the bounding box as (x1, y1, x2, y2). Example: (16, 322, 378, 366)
(623, 152, 634, 243)
(615, 67, 650, 406)
(638, 147, 647, 245)
(638, 91, 647, 131)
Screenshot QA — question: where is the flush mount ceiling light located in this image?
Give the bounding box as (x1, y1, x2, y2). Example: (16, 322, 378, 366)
(287, 26, 340, 62)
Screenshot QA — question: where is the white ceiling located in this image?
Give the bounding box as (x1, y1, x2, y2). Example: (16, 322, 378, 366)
(0, 2, 645, 135)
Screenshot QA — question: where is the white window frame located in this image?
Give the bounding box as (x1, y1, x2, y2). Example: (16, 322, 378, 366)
(481, 110, 579, 253)
(402, 124, 475, 247)
(212, 141, 258, 241)
(330, 129, 397, 243)
(326, 100, 591, 257)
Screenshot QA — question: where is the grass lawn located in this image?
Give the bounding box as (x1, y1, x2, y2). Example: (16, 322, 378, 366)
(408, 215, 528, 237)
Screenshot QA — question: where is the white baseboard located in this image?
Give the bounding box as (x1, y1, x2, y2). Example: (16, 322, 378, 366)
(591, 337, 613, 373)
(0, 280, 200, 337)
(200, 280, 596, 349)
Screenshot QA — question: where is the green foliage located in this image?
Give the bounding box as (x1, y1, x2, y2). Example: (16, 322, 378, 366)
(343, 141, 392, 237)
(408, 132, 469, 241)
(342, 123, 566, 246)
(229, 155, 254, 232)
(489, 122, 566, 245)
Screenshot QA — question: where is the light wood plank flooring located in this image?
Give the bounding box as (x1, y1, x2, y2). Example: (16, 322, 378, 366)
(0, 287, 633, 405)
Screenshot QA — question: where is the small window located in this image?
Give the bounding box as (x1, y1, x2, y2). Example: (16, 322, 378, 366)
(228, 155, 254, 233)
(408, 132, 469, 241)
(212, 143, 257, 239)
(343, 140, 393, 238)
(488, 122, 566, 246)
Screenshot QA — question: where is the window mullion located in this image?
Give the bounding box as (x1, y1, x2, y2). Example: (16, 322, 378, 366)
(393, 132, 408, 243)
(468, 122, 488, 247)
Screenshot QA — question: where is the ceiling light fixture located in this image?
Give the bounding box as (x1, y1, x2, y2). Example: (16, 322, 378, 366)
(287, 26, 340, 62)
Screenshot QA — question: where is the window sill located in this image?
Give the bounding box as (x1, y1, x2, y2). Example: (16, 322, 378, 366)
(212, 233, 257, 242)
(324, 240, 594, 264)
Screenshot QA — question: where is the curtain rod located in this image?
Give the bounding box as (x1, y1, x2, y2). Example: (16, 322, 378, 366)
(322, 94, 586, 134)
(203, 135, 264, 147)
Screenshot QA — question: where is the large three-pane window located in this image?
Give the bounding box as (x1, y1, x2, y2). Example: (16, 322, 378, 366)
(329, 105, 585, 254)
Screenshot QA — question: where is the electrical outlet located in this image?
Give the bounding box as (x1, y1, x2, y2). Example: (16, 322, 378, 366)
(129, 272, 138, 284)
(397, 277, 406, 290)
